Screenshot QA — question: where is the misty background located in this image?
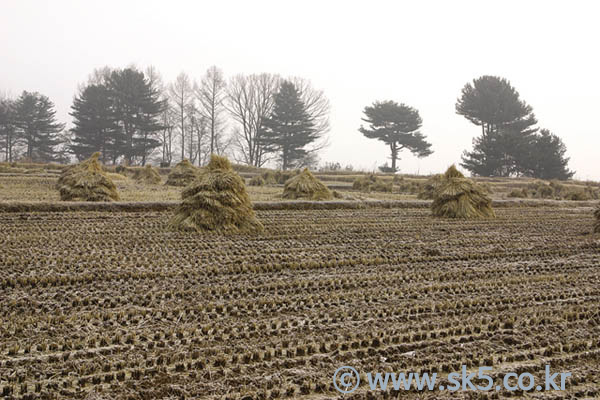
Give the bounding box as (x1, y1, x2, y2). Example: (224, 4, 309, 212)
(1, 0, 598, 179)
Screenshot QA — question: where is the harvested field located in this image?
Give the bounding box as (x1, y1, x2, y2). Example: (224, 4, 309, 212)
(0, 204, 599, 398)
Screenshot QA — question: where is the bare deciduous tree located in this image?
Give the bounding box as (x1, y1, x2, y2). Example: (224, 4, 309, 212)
(144, 65, 172, 165)
(168, 72, 194, 161)
(0, 95, 17, 162)
(197, 66, 227, 156)
(226, 73, 280, 167)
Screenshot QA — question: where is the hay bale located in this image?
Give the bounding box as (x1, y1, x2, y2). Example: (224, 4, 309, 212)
(248, 175, 265, 186)
(417, 174, 443, 200)
(431, 165, 494, 219)
(282, 168, 333, 200)
(274, 170, 299, 184)
(106, 172, 128, 181)
(169, 155, 263, 233)
(132, 165, 162, 185)
(353, 174, 392, 192)
(507, 188, 528, 198)
(353, 175, 377, 191)
(56, 152, 120, 202)
(261, 170, 278, 185)
(594, 204, 600, 234)
(165, 159, 199, 187)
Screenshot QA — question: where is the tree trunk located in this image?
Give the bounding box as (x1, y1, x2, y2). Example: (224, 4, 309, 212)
(390, 142, 398, 171)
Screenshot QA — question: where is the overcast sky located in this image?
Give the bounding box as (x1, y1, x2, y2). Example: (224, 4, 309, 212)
(1, 0, 598, 179)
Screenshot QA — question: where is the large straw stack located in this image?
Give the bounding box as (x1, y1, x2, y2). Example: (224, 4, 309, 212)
(594, 204, 600, 234)
(165, 159, 198, 187)
(56, 152, 120, 201)
(282, 168, 333, 200)
(417, 174, 443, 200)
(431, 165, 494, 219)
(169, 155, 263, 233)
(132, 165, 162, 185)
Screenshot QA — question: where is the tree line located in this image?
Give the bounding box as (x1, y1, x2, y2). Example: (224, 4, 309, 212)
(0, 69, 574, 180)
(0, 65, 330, 170)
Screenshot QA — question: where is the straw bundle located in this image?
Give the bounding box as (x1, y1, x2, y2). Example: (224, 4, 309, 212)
(165, 159, 199, 187)
(56, 152, 120, 201)
(132, 165, 162, 185)
(169, 155, 263, 233)
(431, 165, 494, 219)
(282, 168, 333, 200)
(418, 174, 443, 200)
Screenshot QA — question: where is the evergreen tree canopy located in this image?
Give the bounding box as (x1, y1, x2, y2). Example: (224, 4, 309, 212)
(359, 100, 432, 171)
(13, 91, 65, 162)
(69, 84, 119, 162)
(526, 129, 574, 180)
(105, 68, 165, 165)
(461, 127, 574, 179)
(260, 80, 319, 170)
(458, 76, 573, 179)
(456, 75, 537, 136)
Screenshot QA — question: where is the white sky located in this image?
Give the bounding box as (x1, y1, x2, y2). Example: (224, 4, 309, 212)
(1, 0, 598, 179)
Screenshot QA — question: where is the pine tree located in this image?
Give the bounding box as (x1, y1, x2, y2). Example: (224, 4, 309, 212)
(69, 84, 119, 162)
(260, 81, 319, 170)
(13, 91, 65, 162)
(526, 129, 574, 180)
(458, 76, 539, 177)
(456, 75, 537, 137)
(461, 127, 574, 179)
(359, 100, 433, 171)
(106, 68, 165, 165)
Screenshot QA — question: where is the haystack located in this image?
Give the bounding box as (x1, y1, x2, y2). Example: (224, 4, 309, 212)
(56, 152, 120, 201)
(594, 204, 600, 234)
(417, 174, 443, 200)
(431, 165, 494, 219)
(248, 175, 265, 186)
(132, 165, 162, 185)
(282, 168, 333, 200)
(353, 174, 392, 192)
(165, 159, 198, 187)
(261, 170, 277, 185)
(169, 155, 263, 233)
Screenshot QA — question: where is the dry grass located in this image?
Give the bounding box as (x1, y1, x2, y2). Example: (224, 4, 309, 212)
(431, 165, 495, 219)
(594, 204, 600, 233)
(282, 168, 333, 200)
(56, 152, 120, 202)
(169, 155, 263, 233)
